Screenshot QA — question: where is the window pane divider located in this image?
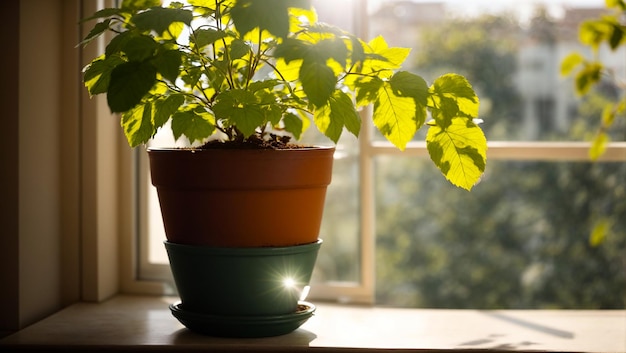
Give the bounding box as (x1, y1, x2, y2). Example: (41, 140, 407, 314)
(369, 141, 626, 161)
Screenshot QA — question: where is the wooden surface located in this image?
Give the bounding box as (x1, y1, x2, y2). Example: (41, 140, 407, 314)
(1, 295, 624, 352)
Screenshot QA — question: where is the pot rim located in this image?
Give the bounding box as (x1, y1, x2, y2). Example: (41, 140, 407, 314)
(163, 239, 323, 256)
(147, 145, 335, 153)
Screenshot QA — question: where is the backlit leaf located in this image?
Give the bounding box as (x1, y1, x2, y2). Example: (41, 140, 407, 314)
(560, 53, 584, 76)
(107, 61, 158, 113)
(83, 55, 125, 96)
(231, 0, 310, 39)
(589, 131, 610, 160)
(426, 118, 487, 190)
(132, 7, 193, 35)
(300, 59, 336, 107)
(373, 81, 418, 150)
(314, 90, 360, 143)
(171, 110, 215, 143)
(121, 103, 155, 147)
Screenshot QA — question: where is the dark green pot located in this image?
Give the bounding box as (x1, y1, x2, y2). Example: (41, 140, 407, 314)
(164, 240, 322, 317)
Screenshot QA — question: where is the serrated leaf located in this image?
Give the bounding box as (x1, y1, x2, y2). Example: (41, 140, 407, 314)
(300, 59, 336, 107)
(430, 74, 479, 118)
(373, 81, 418, 150)
(314, 38, 349, 68)
(132, 7, 193, 35)
(274, 38, 310, 63)
(80, 8, 124, 23)
(121, 103, 155, 147)
(314, 90, 360, 143)
(171, 110, 215, 143)
(353, 76, 383, 107)
(122, 35, 158, 62)
(192, 28, 228, 49)
(283, 112, 305, 139)
(390, 71, 429, 127)
(105, 31, 134, 57)
(121, 0, 161, 12)
(83, 55, 125, 96)
(212, 90, 265, 137)
(426, 117, 487, 190)
(154, 94, 185, 128)
(79, 19, 112, 46)
(363, 36, 410, 71)
(231, 0, 310, 39)
(230, 39, 251, 60)
(108, 61, 158, 113)
(152, 50, 182, 83)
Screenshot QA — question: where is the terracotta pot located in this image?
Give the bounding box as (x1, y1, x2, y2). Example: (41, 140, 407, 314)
(148, 146, 335, 247)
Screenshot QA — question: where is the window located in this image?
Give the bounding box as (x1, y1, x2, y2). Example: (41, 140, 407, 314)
(134, 0, 626, 308)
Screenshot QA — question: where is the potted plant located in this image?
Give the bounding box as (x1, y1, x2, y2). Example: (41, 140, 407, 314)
(80, 0, 487, 337)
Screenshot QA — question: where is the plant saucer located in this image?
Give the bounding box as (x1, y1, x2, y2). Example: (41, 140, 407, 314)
(170, 301, 316, 338)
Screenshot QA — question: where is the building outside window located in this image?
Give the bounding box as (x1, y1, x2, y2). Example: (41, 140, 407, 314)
(138, 0, 626, 309)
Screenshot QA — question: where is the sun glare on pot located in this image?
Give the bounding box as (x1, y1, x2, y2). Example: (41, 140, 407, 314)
(283, 277, 296, 288)
(282, 277, 311, 301)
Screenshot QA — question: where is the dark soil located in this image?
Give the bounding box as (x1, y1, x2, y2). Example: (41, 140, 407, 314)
(199, 134, 308, 150)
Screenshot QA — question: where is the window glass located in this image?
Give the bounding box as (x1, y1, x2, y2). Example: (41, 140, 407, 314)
(139, 0, 626, 308)
(375, 157, 626, 308)
(366, 0, 625, 142)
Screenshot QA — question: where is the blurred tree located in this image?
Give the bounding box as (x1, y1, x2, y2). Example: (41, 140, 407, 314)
(375, 11, 626, 309)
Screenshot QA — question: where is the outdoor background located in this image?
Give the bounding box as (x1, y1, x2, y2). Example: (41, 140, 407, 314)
(309, 0, 626, 309)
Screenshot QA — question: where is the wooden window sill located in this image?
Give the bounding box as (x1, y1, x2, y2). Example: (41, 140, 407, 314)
(1, 295, 624, 352)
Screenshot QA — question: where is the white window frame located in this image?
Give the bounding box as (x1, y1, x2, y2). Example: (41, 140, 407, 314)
(121, 0, 626, 304)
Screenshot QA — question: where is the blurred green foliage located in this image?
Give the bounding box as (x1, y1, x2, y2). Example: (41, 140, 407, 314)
(375, 8, 626, 309)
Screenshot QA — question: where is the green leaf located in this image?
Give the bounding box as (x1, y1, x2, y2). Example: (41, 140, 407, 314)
(390, 71, 429, 127)
(192, 29, 228, 49)
(314, 90, 360, 143)
(560, 53, 584, 76)
(152, 50, 182, 83)
(273, 38, 309, 63)
(105, 31, 134, 57)
(122, 35, 158, 62)
(83, 55, 125, 96)
(121, 103, 156, 147)
(132, 7, 193, 35)
(107, 61, 158, 113)
(429, 74, 479, 129)
(79, 19, 112, 46)
(589, 218, 612, 247)
(283, 112, 305, 139)
(212, 90, 265, 137)
(353, 76, 383, 107)
(609, 22, 624, 50)
(431, 74, 479, 116)
(589, 131, 610, 160)
(574, 62, 602, 95)
(300, 59, 336, 107)
(153, 94, 185, 128)
(373, 81, 418, 150)
(315, 38, 349, 68)
(171, 110, 215, 143)
(80, 8, 124, 23)
(121, 0, 161, 12)
(426, 117, 487, 191)
(231, 0, 310, 39)
(248, 79, 280, 92)
(230, 39, 251, 60)
(580, 19, 612, 49)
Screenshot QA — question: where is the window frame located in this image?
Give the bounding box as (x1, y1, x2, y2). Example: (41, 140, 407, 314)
(124, 0, 626, 304)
